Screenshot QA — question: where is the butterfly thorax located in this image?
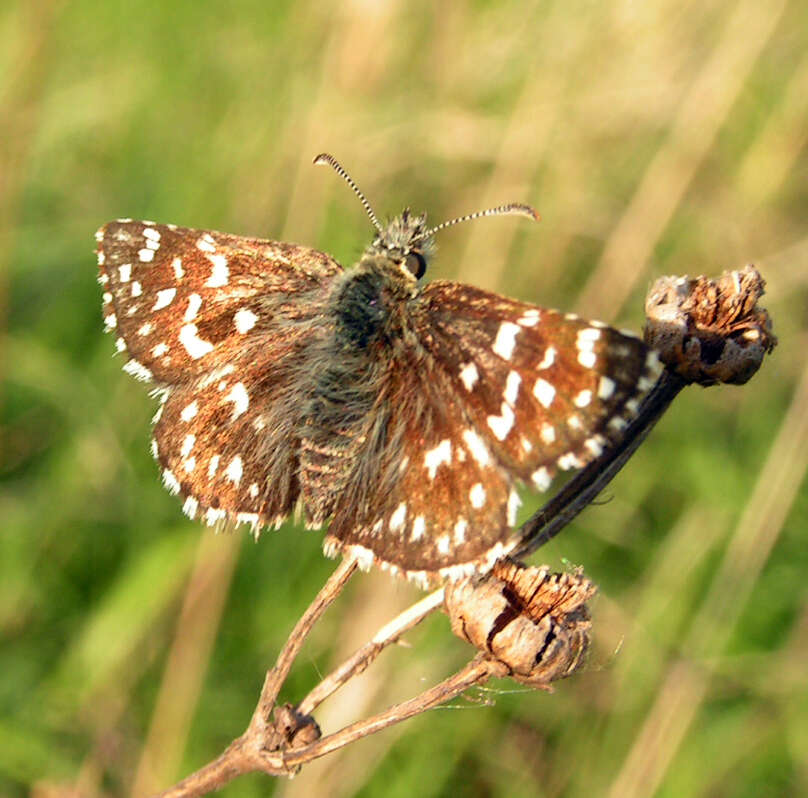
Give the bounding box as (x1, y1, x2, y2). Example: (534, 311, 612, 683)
(299, 236, 432, 526)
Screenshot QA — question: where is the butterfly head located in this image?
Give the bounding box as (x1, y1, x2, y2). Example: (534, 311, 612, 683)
(367, 209, 435, 281)
(313, 152, 539, 284)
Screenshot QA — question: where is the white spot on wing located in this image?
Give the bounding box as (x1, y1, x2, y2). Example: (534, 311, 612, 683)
(578, 350, 597, 368)
(578, 327, 602, 343)
(598, 375, 616, 399)
(122, 359, 153, 381)
(224, 382, 249, 419)
(540, 423, 556, 444)
(208, 454, 220, 477)
(558, 452, 583, 470)
(493, 321, 520, 360)
(487, 402, 514, 441)
(152, 342, 169, 357)
(181, 401, 198, 421)
(531, 467, 552, 491)
(537, 346, 556, 370)
(181, 433, 195, 459)
(411, 516, 426, 541)
(118, 264, 132, 282)
(574, 389, 592, 407)
(153, 288, 176, 310)
(131, 281, 143, 297)
(533, 378, 556, 408)
(162, 469, 181, 495)
(182, 496, 198, 519)
(453, 518, 468, 543)
(424, 439, 452, 479)
(469, 482, 486, 509)
(225, 455, 243, 484)
(138, 248, 155, 262)
(389, 502, 407, 532)
(184, 293, 203, 322)
(504, 370, 521, 406)
(234, 308, 258, 333)
(517, 309, 540, 327)
(459, 362, 479, 391)
(179, 323, 214, 359)
(585, 437, 604, 457)
(507, 488, 521, 526)
(196, 234, 216, 253)
(249, 483, 259, 498)
(462, 428, 490, 467)
(205, 254, 229, 287)
(172, 257, 184, 279)
(138, 322, 152, 336)
(205, 507, 227, 525)
(104, 313, 117, 330)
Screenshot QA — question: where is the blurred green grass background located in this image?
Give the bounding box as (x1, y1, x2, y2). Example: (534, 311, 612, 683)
(2, 1, 807, 796)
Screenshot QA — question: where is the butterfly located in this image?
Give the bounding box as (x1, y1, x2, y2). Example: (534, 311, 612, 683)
(96, 153, 661, 586)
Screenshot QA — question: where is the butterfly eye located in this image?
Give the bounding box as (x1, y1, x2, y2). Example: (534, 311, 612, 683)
(404, 252, 427, 279)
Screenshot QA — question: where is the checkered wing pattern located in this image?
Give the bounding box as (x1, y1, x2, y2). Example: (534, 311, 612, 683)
(97, 199, 662, 585)
(322, 281, 662, 581)
(97, 220, 342, 527)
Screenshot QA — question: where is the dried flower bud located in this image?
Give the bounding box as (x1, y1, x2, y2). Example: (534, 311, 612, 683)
(444, 560, 596, 688)
(644, 264, 776, 386)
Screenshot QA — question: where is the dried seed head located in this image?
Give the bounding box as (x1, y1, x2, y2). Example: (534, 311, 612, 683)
(444, 560, 597, 688)
(644, 264, 776, 386)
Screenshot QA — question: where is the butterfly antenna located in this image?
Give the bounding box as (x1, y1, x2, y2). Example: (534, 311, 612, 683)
(313, 153, 383, 233)
(425, 203, 540, 238)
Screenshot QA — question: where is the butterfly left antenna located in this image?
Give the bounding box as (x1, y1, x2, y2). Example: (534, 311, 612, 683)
(313, 153, 383, 234)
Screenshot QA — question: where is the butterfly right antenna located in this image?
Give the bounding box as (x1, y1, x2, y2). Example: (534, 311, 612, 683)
(313, 153, 383, 234)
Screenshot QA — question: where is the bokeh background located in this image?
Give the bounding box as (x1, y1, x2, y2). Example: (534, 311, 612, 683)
(2, 1, 807, 796)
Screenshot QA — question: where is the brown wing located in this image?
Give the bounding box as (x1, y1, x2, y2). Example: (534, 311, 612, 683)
(323, 280, 661, 583)
(97, 220, 343, 528)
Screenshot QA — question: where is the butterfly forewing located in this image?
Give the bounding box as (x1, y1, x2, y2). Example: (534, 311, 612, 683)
(98, 221, 342, 383)
(419, 282, 662, 488)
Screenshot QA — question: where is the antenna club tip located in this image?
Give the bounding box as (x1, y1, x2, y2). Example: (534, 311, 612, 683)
(312, 153, 332, 166)
(519, 204, 541, 222)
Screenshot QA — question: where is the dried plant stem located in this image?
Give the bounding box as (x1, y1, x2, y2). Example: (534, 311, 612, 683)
(299, 587, 446, 715)
(283, 656, 502, 766)
(156, 602, 495, 798)
(156, 557, 358, 798)
(255, 556, 359, 715)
